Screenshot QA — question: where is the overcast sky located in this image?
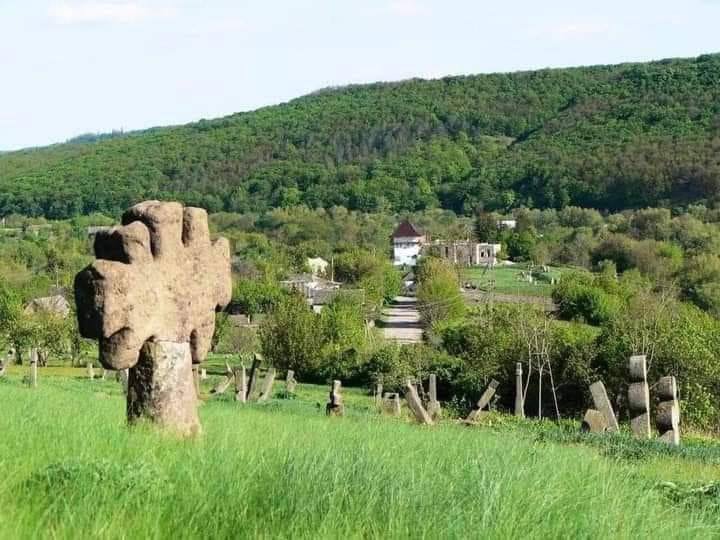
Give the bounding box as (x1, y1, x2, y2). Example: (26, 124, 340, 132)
(1, 0, 719, 150)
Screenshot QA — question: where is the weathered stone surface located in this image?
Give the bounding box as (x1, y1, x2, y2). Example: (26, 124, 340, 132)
(589, 381, 619, 433)
(581, 409, 608, 433)
(74, 201, 231, 435)
(246, 355, 261, 401)
(258, 367, 276, 402)
(285, 370, 297, 394)
(74, 201, 231, 370)
(382, 392, 401, 416)
(232, 366, 245, 402)
(404, 379, 433, 425)
(515, 362, 524, 418)
(374, 383, 383, 408)
(0, 359, 5, 377)
(466, 379, 499, 423)
(87, 362, 95, 380)
(427, 373, 441, 420)
(127, 341, 199, 437)
(116, 369, 129, 394)
(628, 355, 651, 439)
(326, 380, 344, 416)
(656, 375, 680, 445)
(192, 365, 200, 397)
(29, 348, 38, 388)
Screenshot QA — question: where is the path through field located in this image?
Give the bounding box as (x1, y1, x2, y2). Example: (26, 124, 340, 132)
(381, 295, 423, 344)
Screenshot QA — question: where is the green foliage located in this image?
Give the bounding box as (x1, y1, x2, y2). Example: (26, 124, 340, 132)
(552, 270, 621, 325)
(416, 257, 465, 327)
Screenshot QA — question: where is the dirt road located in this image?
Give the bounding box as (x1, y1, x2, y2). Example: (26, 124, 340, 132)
(380, 296, 423, 344)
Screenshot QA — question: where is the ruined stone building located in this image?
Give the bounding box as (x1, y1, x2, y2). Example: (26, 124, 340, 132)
(425, 240, 502, 267)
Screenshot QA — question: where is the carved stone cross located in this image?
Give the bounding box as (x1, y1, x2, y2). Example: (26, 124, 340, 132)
(75, 201, 231, 436)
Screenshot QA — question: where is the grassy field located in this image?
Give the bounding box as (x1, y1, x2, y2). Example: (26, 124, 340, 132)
(462, 265, 563, 297)
(1, 365, 720, 539)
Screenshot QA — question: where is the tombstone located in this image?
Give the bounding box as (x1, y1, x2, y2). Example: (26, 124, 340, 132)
(246, 354, 262, 401)
(581, 409, 608, 433)
(234, 366, 247, 403)
(200, 368, 208, 380)
(656, 376, 680, 445)
(258, 367, 277, 402)
(426, 374, 441, 420)
(466, 379, 499, 423)
(285, 370, 297, 395)
(381, 392, 401, 417)
(326, 380, 344, 416)
(211, 365, 234, 395)
(374, 383, 383, 408)
(101, 368, 111, 380)
(29, 348, 38, 388)
(87, 362, 95, 380)
(74, 201, 232, 437)
(404, 378, 433, 425)
(589, 380, 619, 433)
(515, 362, 524, 418)
(628, 355, 651, 439)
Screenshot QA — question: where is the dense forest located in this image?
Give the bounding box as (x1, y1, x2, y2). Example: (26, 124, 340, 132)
(1, 54, 720, 218)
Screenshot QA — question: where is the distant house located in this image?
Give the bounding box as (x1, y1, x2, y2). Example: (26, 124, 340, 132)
(392, 220, 426, 267)
(427, 241, 502, 267)
(307, 257, 329, 277)
(280, 273, 342, 311)
(24, 295, 71, 318)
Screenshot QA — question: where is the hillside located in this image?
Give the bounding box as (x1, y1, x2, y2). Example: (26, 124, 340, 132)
(1, 53, 720, 218)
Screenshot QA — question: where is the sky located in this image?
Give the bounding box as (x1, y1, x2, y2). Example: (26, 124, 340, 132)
(1, 0, 719, 151)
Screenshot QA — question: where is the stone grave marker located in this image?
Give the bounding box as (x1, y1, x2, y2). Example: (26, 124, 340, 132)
(382, 392, 401, 416)
(29, 348, 38, 388)
(404, 378, 433, 425)
(246, 354, 262, 401)
(628, 355, 651, 439)
(87, 362, 95, 380)
(656, 375, 680, 445)
(581, 409, 608, 433)
(200, 368, 208, 380)
(234, 365, 247, 403)
(426, 373, 441, 420)
(285, 370, 297, 395)
(258, 367, 277, 402)
(211, 364, 234, 395)
(374, 383, 383, 408)
(326, 380, 344, 416)
(466, 379, 499, 423)
(515, 362, 524, 418)
(589, 380, 619, 433)
(74, 201, 231, 436)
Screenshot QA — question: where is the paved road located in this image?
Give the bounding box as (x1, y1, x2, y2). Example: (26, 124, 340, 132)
(380, 296, 423, 344)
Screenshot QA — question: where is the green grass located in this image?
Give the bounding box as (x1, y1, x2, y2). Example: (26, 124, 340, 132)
(462, 265, 563, 298)
(1, 371, 719, 539)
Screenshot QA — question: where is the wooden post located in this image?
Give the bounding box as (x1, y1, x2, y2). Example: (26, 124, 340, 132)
(628, 355, 651, 439)
(656, 376, 680, 445)
(326, 380, 344, 416)
(404, 379, 433, 425)
(589, 381, 619, 432)
(515, 362, 524, 418)
(234, 366, 247, 403)
(29, 348, 38, 388)
(258, 367, 277, 402)
(86, 362, 95, 380)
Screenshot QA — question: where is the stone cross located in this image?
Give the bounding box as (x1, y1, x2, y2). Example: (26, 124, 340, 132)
(258, 367, 277, 402)
(74, 201, 231, 436)
(326, 380, 344, 416)
(515, 362, 524, 418)
(382, 392, 401, 416)
(466, 379, 499, 423)
(404, 378, 433, 425)
(656, 376, 680, 445)
(589, 381, 619, 432)
(628, 355, 651, 439)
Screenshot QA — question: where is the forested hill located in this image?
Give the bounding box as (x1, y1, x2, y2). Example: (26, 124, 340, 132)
(2, 53, 720, 218)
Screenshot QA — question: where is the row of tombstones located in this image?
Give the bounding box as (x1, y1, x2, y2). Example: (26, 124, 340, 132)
(582, 354, 680, 445)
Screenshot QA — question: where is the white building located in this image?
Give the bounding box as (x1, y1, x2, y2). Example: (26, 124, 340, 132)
(497, 219, 517, 230)
(428, 241, 502, 267)
(392, 220, 425, 266)
(306, 257, 329, 276)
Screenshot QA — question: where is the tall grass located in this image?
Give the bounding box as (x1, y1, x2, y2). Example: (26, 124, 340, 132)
(0, 375, 718, 539)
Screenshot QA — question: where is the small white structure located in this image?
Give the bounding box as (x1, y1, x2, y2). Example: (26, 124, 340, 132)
(392, 221, 425, 267)
(498, 219, 517, 230)
(307, 257, 329, 277)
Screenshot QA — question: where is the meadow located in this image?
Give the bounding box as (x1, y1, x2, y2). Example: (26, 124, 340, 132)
(2, 363, 720, 539)
(461, 265, 563, 298)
